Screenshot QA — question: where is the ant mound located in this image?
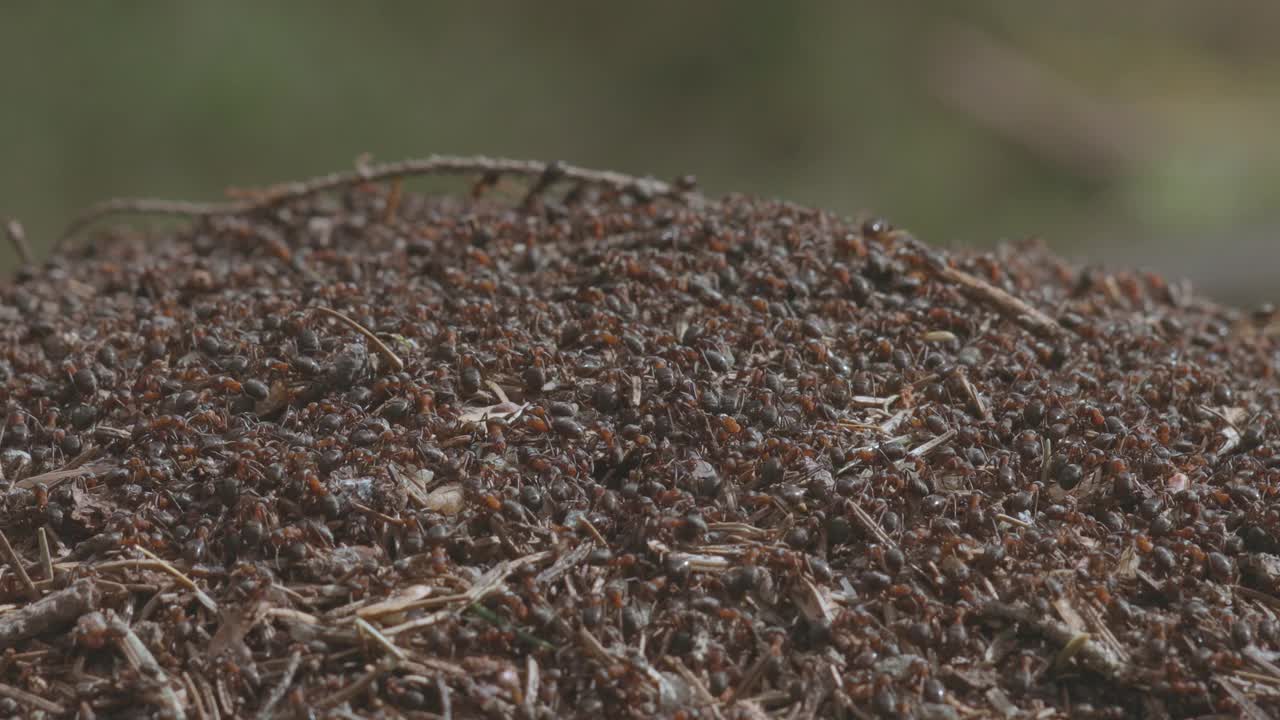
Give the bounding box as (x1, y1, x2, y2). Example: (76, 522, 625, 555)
(2, 157, 1279, 718)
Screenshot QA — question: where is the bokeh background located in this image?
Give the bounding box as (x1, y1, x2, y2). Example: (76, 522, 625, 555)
(2, 2, 1279, 305)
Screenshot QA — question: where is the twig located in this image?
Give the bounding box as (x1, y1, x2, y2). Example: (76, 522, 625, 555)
(1217, 676, 1271, 720)
(1243, 645, 1280, 679)
(576, 625, 613, 664)
(1235, 669, 1280, 687)
(930, 263, 1063, 338)
(348, 585, 436, 621)
(577, 516, 608, 546)
(467, 603, 555, 651)
(879, 411, 910, 435)
(1039, 437, 1053, 488)
(665, 656, 726, 720)
(256, 650, 301, 720)
(520, 159, 566, 210)
(953, 369, 990, 421)
(0, 529, 39, 601)
(58, 155, 700, 247)
(849, 394, 900, 409)
(183, 672, 209, 720)
(837, 433, 913, 475)
(732, 651, 773, 702)
(383, 178, 403, 222)
(524, 656, 540, 719)
(977, 601, 1140, 685)
(0, 679, 66, 715)
(534, 543, 593, 587)
(354, 616, 408, 662)
(198, 676, 221, 720)
(91, 558, 198, 574)
(104, 611, 187, 720)
(666, 551, 732, 573)
(312, 306, 405, 373)
(847, 502, 895, 550)
(907, 428, 956, 459)
(316, 659, 391, 710)
(0, 578, 101, 649)
(348, 500, 409, 526)
(358, 552, 549, 619)
(265, 607, 321, 626)
(994, 513, 1032, 528)
(36, 528, 53, 582)
(15, 459, 113, 490)
(135, 547, 219, 613)
(5, 220, 32, 265)
(437, 675, 452, 720)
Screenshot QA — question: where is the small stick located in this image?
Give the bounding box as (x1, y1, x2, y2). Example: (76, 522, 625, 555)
(437, 675, 453, 720)
(315, 660, 389, 710)
(198, 676, 221, 720)
(577, 516, 608, 546)
(731, 651, 773, 702)
(36, 528, 53, 581)
(994, 513, 1032, 528)
(91, 558, 199, 574)
(907, 428, 956, 459)
(183, 672, 209, 720)
(848, 502, 897, 552)
(524, 656, 540, 719)
(879, 410, 910, 435)
(1243, 645, 1280, 679)
(977, 601, 1137, 684)
(348, 501, 408, 526)
(0, 679, 66, 715)
(533, 543, 593, 587)
(312, 306, 405, 373)
(255, 650, 301, 720)
(58, 154, 701, 247)
(576, 626, 613, 664)
(357, 551, 549, 619)
(954, 370, 990, 421)
(15, 459, 112, 490)
(1039, 437, 1053, 487)
(520, 159, 566, 210)
(1216, 676, 1270, 720)
(383, 178, 403, 223)
(354, 617, 407, 662)
(212, 677, 232, 719)
(0, 578, 101, 649)
(931, 263, 1063, 338)
(467, 604, 555, 651)
(381, 609, 450, 638)
(665, 657, 726, 720)
(849, 394, 900, 408)
(103, 612, 187, 719)
(5, 220, 32, 265)
(0, 529, 39, 601)
(135, 547, 219, 613)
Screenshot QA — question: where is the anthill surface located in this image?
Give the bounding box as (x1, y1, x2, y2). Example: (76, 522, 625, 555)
(2, 180, 1280, 719)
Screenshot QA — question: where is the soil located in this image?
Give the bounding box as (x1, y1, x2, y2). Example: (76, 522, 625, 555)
(1, 160, 1279, 718)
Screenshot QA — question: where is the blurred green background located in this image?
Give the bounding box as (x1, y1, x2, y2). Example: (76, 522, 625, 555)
(2, 2, 1279, 304)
